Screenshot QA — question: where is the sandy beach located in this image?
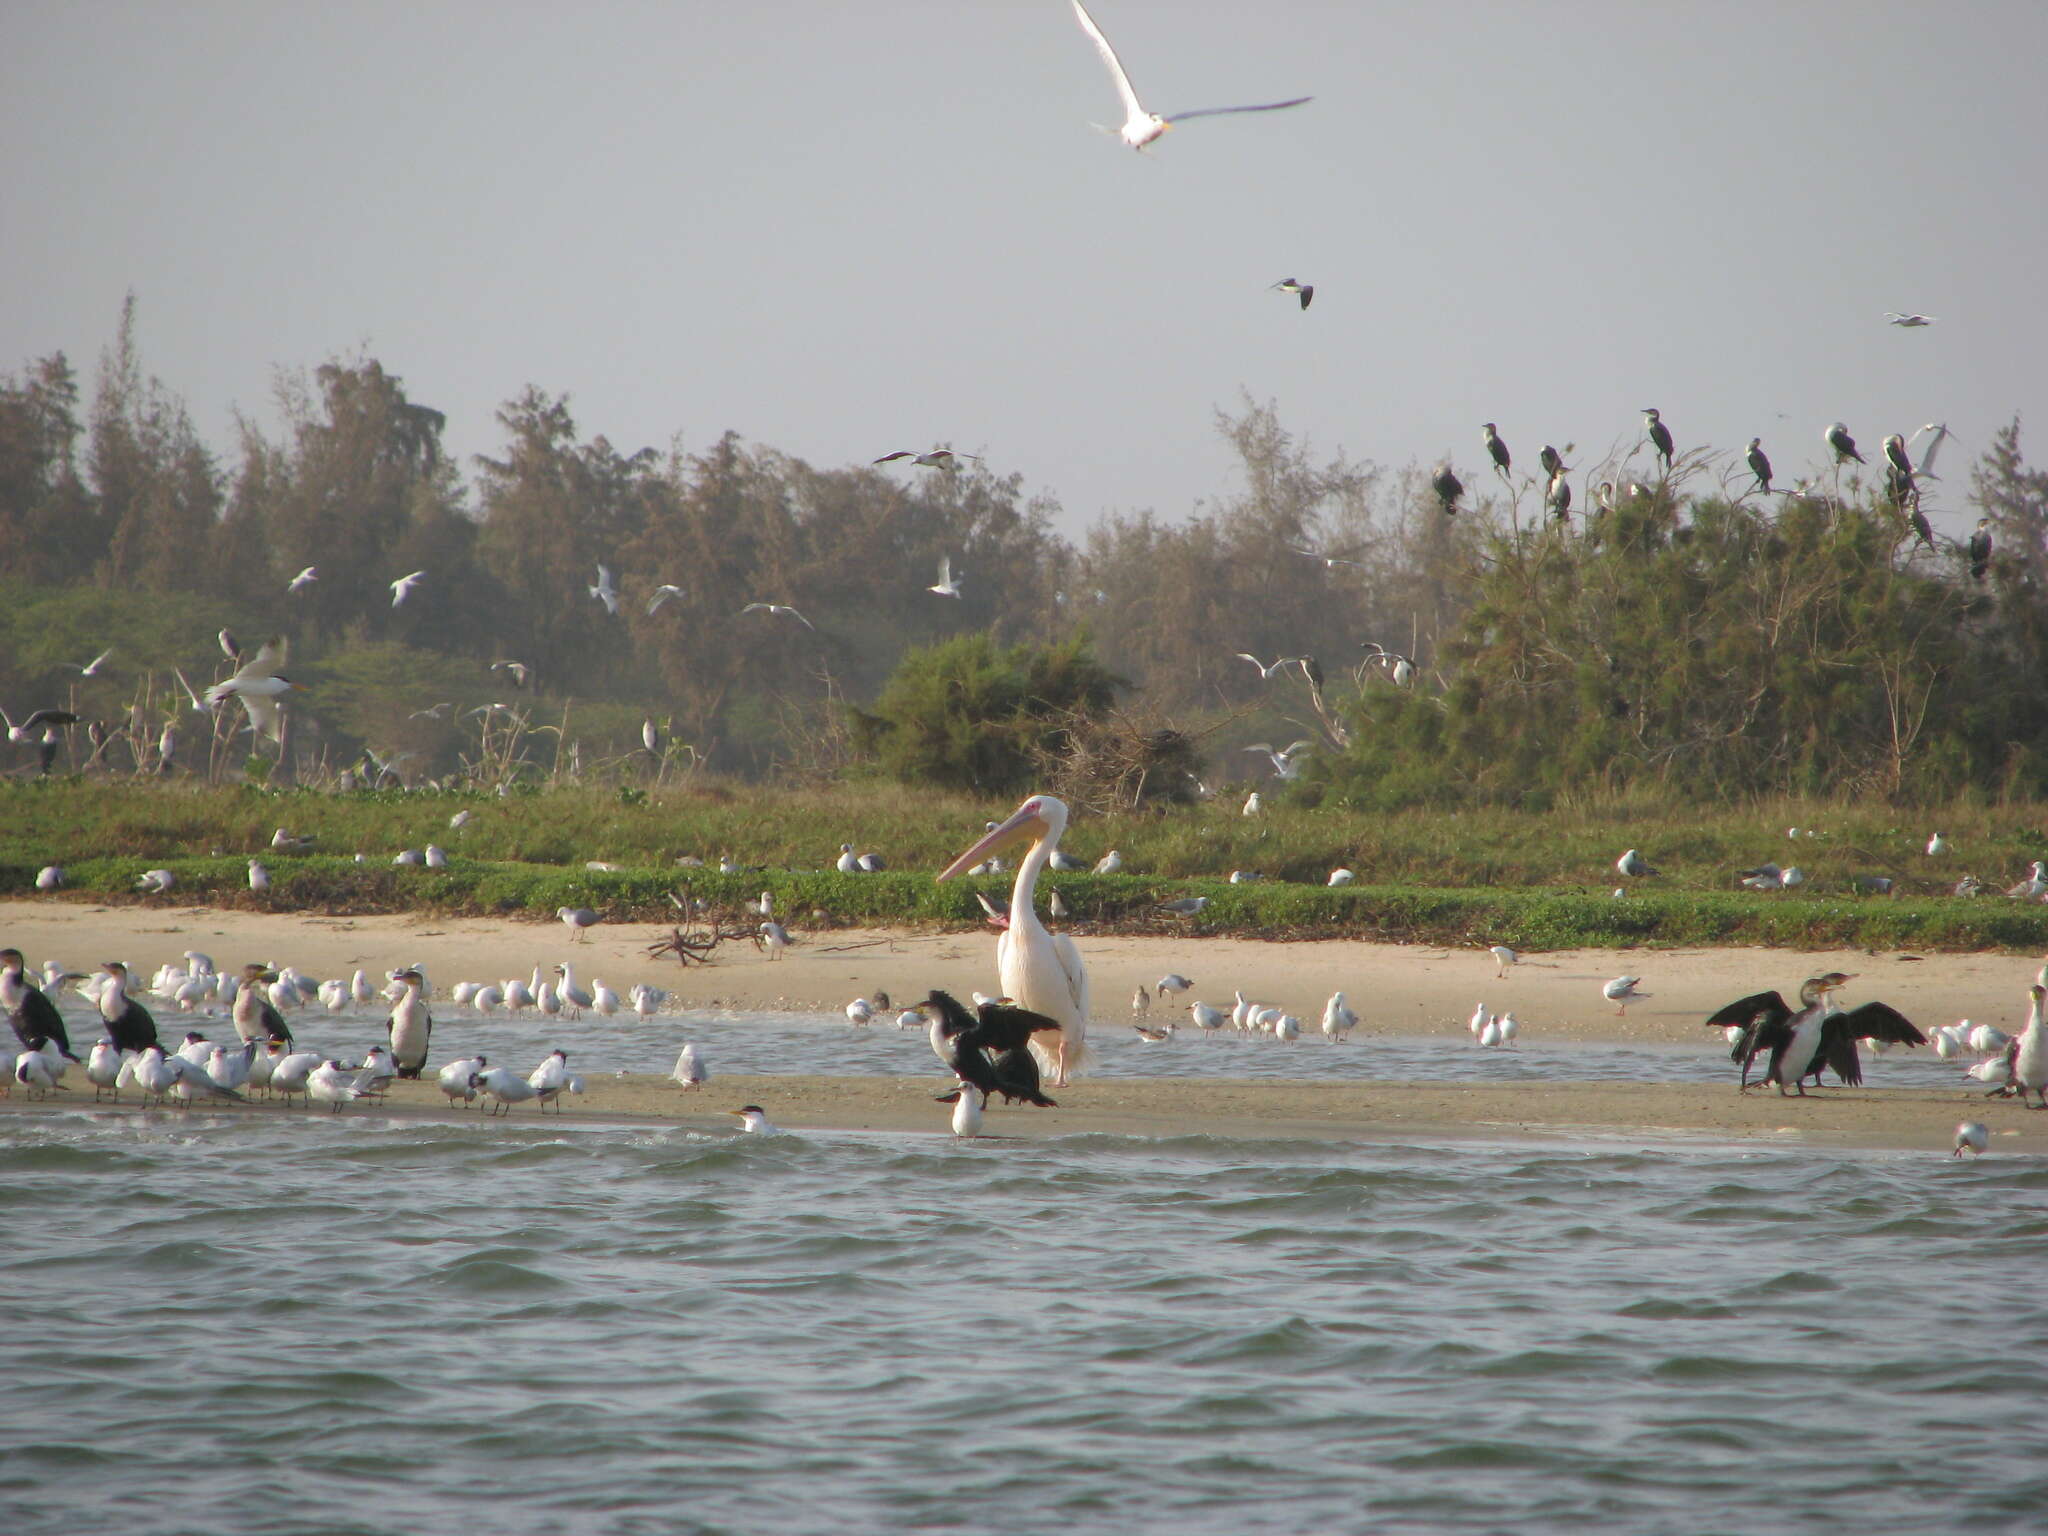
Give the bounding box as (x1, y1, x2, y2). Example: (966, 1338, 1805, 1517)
(3, 898, 2041, 1153)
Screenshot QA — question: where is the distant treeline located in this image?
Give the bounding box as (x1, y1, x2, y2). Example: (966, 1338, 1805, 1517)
(3, 297, 2044, 804)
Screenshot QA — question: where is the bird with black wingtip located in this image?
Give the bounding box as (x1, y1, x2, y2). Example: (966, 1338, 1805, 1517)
(2, 948, 79, 1061)
(1704, 973, 1925, 1095)
(920, 989, 1061, 1109)
(94, 961, 159, 1055)
(231, 963, 293, 1046)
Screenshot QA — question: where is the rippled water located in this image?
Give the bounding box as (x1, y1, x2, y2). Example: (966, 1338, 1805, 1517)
(39, 989, 1981, 1089)
(3, 1108, 2042, 1535)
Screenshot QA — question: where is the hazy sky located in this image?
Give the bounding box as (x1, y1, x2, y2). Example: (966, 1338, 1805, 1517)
(5, 1, 2044, 540)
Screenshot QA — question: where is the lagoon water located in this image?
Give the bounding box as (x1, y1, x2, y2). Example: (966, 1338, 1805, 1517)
(3, 1090, 2043, 1536)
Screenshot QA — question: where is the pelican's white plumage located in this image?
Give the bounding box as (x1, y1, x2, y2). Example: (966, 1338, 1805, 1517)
(937, 794, 1092, 1085)
(1069, 0, 1310, 151)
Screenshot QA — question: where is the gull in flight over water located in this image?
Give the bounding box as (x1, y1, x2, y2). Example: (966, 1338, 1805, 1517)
(929, 558, 964, 599)
(589, 563, 620, 615)
(874, 448, 981, 470)
(741, 603, 815, 630)
(1069, 0, 1311, 151)
(390, 570, 427, 607)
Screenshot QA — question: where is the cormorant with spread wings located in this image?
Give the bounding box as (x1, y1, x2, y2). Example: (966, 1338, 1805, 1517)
(920, 989, 1061, 1108)
(1704, 973, 1924, 1094)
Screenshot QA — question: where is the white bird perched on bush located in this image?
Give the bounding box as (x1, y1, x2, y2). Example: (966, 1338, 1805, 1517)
(247, 859, 270, 893)
(1094, 850, 1123, 874)
(136, 868, 174, 893)
(1327, 868, 1354, 886)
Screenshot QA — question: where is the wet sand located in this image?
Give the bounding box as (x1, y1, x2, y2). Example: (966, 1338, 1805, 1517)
(3, 900, 2040, 1153)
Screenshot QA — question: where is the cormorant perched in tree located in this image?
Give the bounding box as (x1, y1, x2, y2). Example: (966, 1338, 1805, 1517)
(1642, 408, 1674, 471)
(1432, 463, 1464, 515)
(1481, 423, 1511, 476)
(1967, 518, 1993, 580)
(1746, 437, 1773, 494)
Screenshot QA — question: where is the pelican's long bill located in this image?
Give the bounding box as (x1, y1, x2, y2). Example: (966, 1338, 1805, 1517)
(935, 798, 1050, 882)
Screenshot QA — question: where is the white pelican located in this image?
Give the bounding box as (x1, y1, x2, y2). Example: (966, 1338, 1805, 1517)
(929, 558, 964, 599)
(589, 563, 620, 615)
(204, 636, 299, 743)
(937, 794, 1092, 1086)
(2013, 984, 2048, 1108)
(1069, 0, 1309, 151)
(288, 565, 318, 594)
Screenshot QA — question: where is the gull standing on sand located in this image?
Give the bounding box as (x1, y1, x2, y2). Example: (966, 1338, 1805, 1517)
(1322, 992, 1356, 1042)
(1489, 945, 1518, 979)
(937, 794, 1093, 1087)
(1603, 976, 1649, 1015)
(558, 907, 600, 942)
(1068, 0, 1310, 151)
(672, 1043, 706, 1090)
